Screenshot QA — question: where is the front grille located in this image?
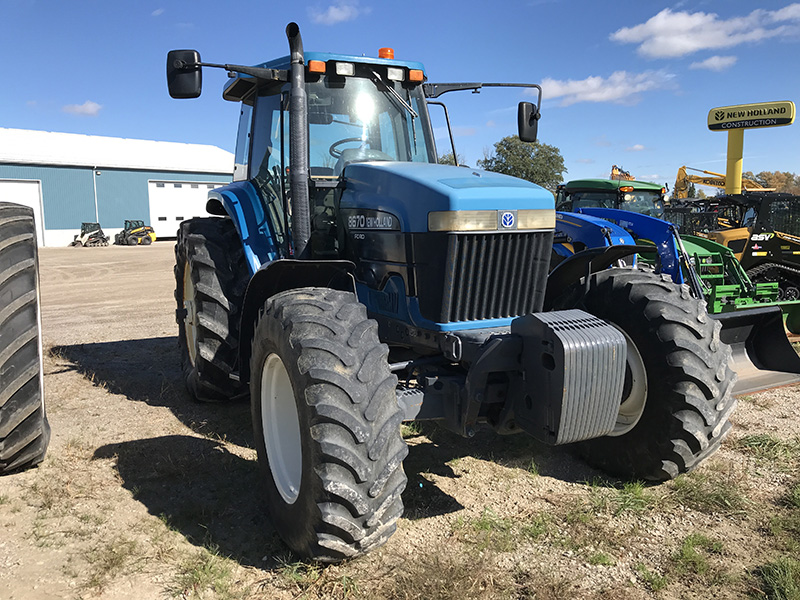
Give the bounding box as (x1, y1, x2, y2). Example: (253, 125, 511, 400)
(439, 231, 553, 322)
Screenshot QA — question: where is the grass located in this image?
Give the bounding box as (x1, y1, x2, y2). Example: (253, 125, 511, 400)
(733, 434, 800, 469)
(366, 550, 522, 600)
(756, 557, 800, 600)
(172, 545, 239, 600)
(587, 552, 616, 566)
(673, 533, 724, 577)
(588, 479, 652, 516)
(85, 536, 143, 591)
(635, 563, 668, 592)
(454, 507, 549, 553)
(669, 471, 748, 514)
(400, 421, 423, 438)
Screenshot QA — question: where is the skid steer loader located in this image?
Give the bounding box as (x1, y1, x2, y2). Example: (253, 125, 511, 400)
(166, 22, 739, 562)
(114, 219, 156, 246)
(70, 222, 109, 247)
(0, 203, 50, 474)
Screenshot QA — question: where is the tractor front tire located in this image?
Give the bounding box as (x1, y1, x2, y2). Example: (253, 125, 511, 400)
(251, 288, 408, 562)
(174, 218, 248, 402)
(553, 268, 737, 481)
(0, 203, 50, 474)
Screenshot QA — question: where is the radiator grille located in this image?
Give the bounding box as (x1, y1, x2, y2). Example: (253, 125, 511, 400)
(439, 232, 552, 322)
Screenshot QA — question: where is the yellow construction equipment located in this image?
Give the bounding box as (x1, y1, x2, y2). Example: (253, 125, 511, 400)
(673, 166, 773, 200)
(610, 165, 635, 181)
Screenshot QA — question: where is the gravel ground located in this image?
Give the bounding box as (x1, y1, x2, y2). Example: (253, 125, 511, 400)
(1, 241, 799, 599)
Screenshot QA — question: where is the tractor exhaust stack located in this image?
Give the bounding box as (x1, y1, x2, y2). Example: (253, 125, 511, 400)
(286, 22, 311, 259)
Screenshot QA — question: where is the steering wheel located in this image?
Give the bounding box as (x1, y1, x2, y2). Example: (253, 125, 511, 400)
(329, 137, 364, 158)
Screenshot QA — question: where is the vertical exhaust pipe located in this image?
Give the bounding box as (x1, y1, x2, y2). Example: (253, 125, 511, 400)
(286, 22, 311, 258)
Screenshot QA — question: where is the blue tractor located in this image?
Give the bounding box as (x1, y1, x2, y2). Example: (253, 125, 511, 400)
(166, 23, 736, 561)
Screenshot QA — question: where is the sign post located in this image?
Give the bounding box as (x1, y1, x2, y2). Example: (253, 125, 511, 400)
(707, 101, 795, 194)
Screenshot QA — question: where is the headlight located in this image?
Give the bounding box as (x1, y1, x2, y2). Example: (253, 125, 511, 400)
(428, 209, 555, 232)
(517, 209, 556, 230)
(428, 211, 497, 232)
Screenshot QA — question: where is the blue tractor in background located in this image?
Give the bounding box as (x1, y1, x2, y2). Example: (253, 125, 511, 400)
(166, 23, 736, 562)
(554, 180, 800, 395)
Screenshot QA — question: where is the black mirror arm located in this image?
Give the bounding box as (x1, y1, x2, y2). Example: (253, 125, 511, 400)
(174, 59, 288, 83)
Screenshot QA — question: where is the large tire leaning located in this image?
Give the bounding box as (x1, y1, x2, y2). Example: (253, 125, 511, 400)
(0, 202, 50, 474)
(174, 218, 248, 402)
(552, 268, 737, 481)
(250, 288, 408, 562)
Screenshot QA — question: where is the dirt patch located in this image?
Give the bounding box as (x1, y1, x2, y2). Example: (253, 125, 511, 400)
(2, 242, 799, 599)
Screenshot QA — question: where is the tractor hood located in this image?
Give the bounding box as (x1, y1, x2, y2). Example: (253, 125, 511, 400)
(341, 162, 555, 233)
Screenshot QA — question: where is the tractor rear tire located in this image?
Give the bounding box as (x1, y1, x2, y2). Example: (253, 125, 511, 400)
(0, 202, 50, 474)
(552, 268, 737, 481)
(251, 288, 407, 562)
(174, 218, 248, 402)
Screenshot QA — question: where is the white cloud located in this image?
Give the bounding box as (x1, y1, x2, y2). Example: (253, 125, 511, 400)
(626, 144, 646, 152)
(611, 4, 800, 58)
(540, 70, 674, 106)
(151, 8, 164, 17)
(309, 2, 370, 25)
(62, 100, 102, 117)
(689, 55, 738, 71)
(452, 126, 477, 137)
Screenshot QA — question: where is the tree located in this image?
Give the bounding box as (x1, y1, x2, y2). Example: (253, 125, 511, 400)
(477, 136, 566, 192)
(743, 170, 800, 194)
(438, 152, 466, 166)
(687, 182, 697, 198)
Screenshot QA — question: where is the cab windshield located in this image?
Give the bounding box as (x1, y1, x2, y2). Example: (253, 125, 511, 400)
(247, 66, 436, 182)
(619, 190, 664, 217)
(559, 189, 663, 217)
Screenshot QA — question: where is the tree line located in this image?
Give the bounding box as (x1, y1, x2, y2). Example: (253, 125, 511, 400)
(442, 136, 799, 197)
(742, 171, 800, 195)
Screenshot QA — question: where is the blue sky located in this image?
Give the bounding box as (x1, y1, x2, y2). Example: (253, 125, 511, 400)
(2, 0, 799, 189)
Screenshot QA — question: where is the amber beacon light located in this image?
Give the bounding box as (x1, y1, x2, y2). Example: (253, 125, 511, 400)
(378, 47, 394, 59)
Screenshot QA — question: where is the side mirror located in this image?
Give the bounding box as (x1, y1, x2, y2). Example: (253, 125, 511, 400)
(167, 50, 202, 99)
(518, 102, 540, 143)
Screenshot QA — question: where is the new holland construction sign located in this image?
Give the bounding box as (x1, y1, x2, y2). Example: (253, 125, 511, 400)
(708, 100, 796, 131)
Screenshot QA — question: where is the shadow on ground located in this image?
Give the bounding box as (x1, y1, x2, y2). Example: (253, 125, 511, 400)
(51, 337, 253, 448)
(93, 435, 280, 568)
(400, 423, 606, 520)
(61, 337, 609, 556)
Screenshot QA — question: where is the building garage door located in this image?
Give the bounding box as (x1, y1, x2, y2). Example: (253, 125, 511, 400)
(0, 180, 45, 247)
(147, 181, 224, 239)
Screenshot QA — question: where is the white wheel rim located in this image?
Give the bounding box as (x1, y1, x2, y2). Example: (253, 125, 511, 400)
(261, 353, 303, 504)
(182, 262, 198, 366)
(608, 328, 648, 437)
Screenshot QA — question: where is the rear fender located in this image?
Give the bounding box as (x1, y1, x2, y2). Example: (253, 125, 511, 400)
(207, 181, 284, 275)
(238, 259, 356, 384)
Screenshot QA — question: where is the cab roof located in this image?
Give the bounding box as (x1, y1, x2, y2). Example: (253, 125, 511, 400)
(562, 178, 664, 192)
(257, 51, 426, 73)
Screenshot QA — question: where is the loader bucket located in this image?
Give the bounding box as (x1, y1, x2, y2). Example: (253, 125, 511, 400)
(711, 305, 800, 395)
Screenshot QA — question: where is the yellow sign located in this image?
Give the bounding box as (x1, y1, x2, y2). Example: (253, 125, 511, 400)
(708, 101, 795, 131)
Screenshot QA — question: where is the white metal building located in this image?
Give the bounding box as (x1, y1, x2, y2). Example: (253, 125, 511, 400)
(0, 128, 233, 246)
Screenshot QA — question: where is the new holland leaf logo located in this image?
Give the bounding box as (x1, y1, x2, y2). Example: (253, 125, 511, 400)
(715, 110, 725, 121)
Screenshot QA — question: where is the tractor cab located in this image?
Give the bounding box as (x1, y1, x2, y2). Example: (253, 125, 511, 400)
(556, 179, 666, 218)
(218, 52, 438, 261)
